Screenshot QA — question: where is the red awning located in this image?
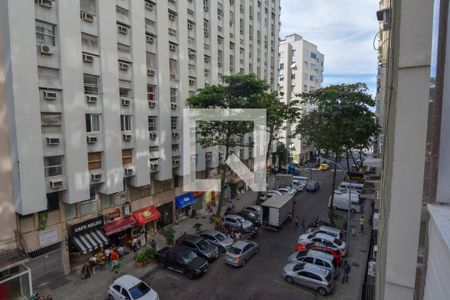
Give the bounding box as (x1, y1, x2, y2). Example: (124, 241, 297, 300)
(132, 206, 161, 225)
(191, 191, 205, 197)
(103, 216, 137, 236)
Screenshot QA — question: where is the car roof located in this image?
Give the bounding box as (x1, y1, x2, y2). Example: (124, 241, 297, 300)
(316, 233, 337, 241)
(201, 230, 222, 236)
(114, 275, 142, 289)
(247, 205, 260, 209)
(178, 234, 202, 243)
(225, 214, 244, 220)
(301, 263, 330, 276)
(319, 226, 342, 233)
(231, 240, 253, 249)
(173, 245, 196, 255)
(306, 250, 334, 261)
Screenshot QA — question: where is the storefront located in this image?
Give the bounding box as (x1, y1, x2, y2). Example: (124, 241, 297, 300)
(0, 250, 32, 300)
(175, 192, 198, 218)
(133, 206, 161, 239)
(103, 215, 137, 247)
(67, 216, 109, 255)
(191, 192, 205, 211)
(157, 201, 174, 227)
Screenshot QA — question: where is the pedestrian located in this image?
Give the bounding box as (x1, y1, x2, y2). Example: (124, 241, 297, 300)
(150, 239, 157, 251)
(359, 215, 365, 233)
(300, 219, 306, 233)
(132, 237, 138, 252)
(294, 216, 299, 229)
(89, 254, 97, 274)
(342, 261, 351, 283)
(111, 249, 120, 273)
(104, 247, 111, 263)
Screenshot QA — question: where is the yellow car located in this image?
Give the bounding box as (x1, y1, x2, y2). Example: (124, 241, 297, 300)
(319, 163, 329, 171)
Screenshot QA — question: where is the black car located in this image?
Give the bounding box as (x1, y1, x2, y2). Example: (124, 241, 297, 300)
(155, 246, 208, 279)
(176, 234, 220, 262)
(306, 181, 320, 192)
(237, 210, 261, 227)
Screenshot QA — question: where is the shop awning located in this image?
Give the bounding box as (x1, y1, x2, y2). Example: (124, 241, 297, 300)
(103, 216, 137, 236)
(176, 192, 197, 208)
(191, 191, 205, 197)
(133, 206, 161, 225)
(71, 229, 109, 254)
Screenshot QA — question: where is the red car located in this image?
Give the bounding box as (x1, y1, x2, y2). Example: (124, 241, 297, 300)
(295, 242, 343, 266)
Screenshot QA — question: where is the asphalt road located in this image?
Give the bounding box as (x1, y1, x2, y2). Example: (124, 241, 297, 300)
(144, 169, 345, 300)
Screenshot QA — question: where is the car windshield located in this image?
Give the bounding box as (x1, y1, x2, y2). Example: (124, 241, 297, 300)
(334, 239, 343, 246)
(228, 247, 241, 255)
(215, 233, 226, 241)
(128, 282, 151, 299)
(196, 240, 210, 251)
(236, 217, 246, 223)
(183, 250, 197, 263)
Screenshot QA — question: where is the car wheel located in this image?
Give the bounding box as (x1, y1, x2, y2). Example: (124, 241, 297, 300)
(187, 272, 195, 279)
(109, 295, 115, 300)
(318, 287, 327, 296)
(242, 259, 247, 266)
(285, 276, 294, 284)
(158, 261, 166, 269)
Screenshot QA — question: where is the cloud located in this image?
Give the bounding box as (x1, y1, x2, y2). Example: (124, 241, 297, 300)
(280, 0, 379, 94)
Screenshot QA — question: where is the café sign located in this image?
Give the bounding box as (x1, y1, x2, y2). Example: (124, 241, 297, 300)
(69, 216, 103, 236)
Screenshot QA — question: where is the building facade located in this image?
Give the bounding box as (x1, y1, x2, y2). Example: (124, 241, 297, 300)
(278, 34, 323, 164)
(0, 0, 280, 291)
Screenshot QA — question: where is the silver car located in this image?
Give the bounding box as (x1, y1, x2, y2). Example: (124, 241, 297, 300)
(281, 262, 335, 296)
(222, 215, 255, 233)
(224, 240, 259, 267)
(199, 230, 234, 253)
(244, 205, 262, 217)
(288, 250, 338, 278)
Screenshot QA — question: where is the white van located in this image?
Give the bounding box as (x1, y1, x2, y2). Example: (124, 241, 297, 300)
(293, 176, 309, 184)
(338, 181, 364, 194)
(328, 191, 362, 213)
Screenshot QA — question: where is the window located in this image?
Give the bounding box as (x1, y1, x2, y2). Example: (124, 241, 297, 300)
(83, 74, 100, 95)
(41, 113, 62, 134)
(310, 52, 317, 59)
(279, 63, 284, 70)
(291, 73, 295, 80)
(80, 198, 97, 216)
(170, 88, 177, 103)
(148, 116, 157, 131)
(65, 203, 76, 220)
(81, 33, 98, 52)
(47, 192, 60, 211)
(121, 115, 132, 132)
(122, 149, 133, 165)
(44, 156, 64, 177)
(86, 114, 101, 133)
(169, 59, 178, 76)
(119, 87, 131, 98)
(147, 85, 156, 101)
(310, 75, 314, 81)
(36, 20, 56, 46)
(88, 152, 102, 170)
(171, 117, 178, 130)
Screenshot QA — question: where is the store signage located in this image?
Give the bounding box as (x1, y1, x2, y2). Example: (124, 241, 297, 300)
(142, 210, 152, 217)
(69, 216, 103, 236)
(106, 208, 121, 219)
(39, 228, 58, 247)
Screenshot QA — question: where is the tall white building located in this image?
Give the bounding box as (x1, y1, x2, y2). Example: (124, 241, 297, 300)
(278, 34, 324, 164)
(0, 0, 280, 291)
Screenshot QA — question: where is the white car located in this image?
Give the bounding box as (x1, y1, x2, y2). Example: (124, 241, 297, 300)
(292, 180, 306, 192)
(109, 275, 159, 300)
(298, 233, 347, 256)
(278, 187, 297, 195)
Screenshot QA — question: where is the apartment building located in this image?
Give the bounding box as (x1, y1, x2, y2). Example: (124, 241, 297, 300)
(278, 34, 324, 164)
(0, 0, 280, 293)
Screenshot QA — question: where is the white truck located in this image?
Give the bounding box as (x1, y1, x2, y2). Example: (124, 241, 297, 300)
(261, 194, 294, 230)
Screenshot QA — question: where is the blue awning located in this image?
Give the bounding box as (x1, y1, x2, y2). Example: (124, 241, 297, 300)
(176, 192, 197, 208)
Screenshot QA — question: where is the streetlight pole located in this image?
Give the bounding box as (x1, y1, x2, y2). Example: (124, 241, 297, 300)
(320, 156, 351, 256)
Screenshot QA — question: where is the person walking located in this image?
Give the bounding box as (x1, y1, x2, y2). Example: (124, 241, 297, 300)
(89, 254, 97, 274)
(359, 215, 366, 233)
(300, 219, 306, 233)
(111, 249, 120, 273)
(294, 216, 299, 230)
(150, 239, 157, 251)
(132, 237, 138, 252)
(342, 261, 351, 283)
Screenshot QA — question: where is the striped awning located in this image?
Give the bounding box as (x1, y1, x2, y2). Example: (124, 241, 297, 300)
(71, 229, 109, 254)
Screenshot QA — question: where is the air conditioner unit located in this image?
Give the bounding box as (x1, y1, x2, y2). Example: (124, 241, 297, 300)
(172, 131, 179, 137)
(171, 103, 177, 110)
(49, 178, 64, 189)
(189, 51, 196, 59)
(148, 101, 156, 108)
(218, 38, 223, 44)
(169, 44, 177, 52)
(204, 5, 209, 12)
(230, 44, 234, 50)
(204, 56, 210, 63)
(188, 23, 194, 30)
(87, 135, 97, 144)
(46, 136, 60, 145)
(80, 11, 95, 22)
(147, 69, 155, 76)
(43, 90, 57, 100)
(172, 159, 180, 166)
(38, 0, 52, 9)
(118, 25, 128, 34)
(204, 30, 209, 37)
(39, 44, 55, 55)
(124, 166, 135, 176)
(377, 8, 391, 30)
(150, 162, 159, 170)
(218, 62, 223, 68)
(189, 79, 196, 86)
(83, 53, 94, 63)
(119, 62, 129, 71)
(86, 95, 98, 104)
(149, 132, 157, 139)
(91, 172, 103, 181)
(169, 13, 176, 21)
(206, 153, 212, 160)
(146, 35, 154, 44)
(121, 97, 131, 106)
(122, 133, 132, 141)
(145, 1, 154, 11)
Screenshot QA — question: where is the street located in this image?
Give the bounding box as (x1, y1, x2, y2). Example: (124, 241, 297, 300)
(144, 170, 346, 300)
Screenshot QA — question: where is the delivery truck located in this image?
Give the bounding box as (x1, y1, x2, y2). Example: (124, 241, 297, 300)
(261, 194, 294, 230)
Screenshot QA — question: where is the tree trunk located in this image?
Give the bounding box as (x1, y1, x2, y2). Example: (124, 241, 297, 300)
(214, 144, 230, 230)
(350, 151, 358, 167)
(328, 152, 339, 226)
(345, 152, 351, 171)
(358, 150, 364, 170)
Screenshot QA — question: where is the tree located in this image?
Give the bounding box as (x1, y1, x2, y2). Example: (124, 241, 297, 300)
(276, 142, 289, 169)
(295, 83, 376, 224)
(186, 74, 271, 227)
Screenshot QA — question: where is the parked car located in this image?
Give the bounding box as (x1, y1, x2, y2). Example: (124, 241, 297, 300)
(292, 180, 306, 192)
(288, 250, 339, 278)
(244, 205, 262, 217)
(108, 275, 159, 300)
(281, 262, 335, 296)
(199, 230, 234, 253)
(176, 234, 219, 262)
(295, 242, 343, 266)
(155, 246, 208, 279)
(267, 190, 283, 196)
(237, 210, 261, 227)
(222, 215, 257, 233)
(305, 181, 320, 192)
(306, 226, 344, 240)
(329, 191, 362, 213)
(298, 233, 347, 256)
(278, 186, 297, 195)
(224, 240, 259, 267)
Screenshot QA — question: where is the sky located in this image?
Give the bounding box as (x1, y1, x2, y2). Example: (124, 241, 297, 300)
(280, 0, 379, 96)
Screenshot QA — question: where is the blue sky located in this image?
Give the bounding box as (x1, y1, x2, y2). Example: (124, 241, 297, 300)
(280, 0, 379, 96)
